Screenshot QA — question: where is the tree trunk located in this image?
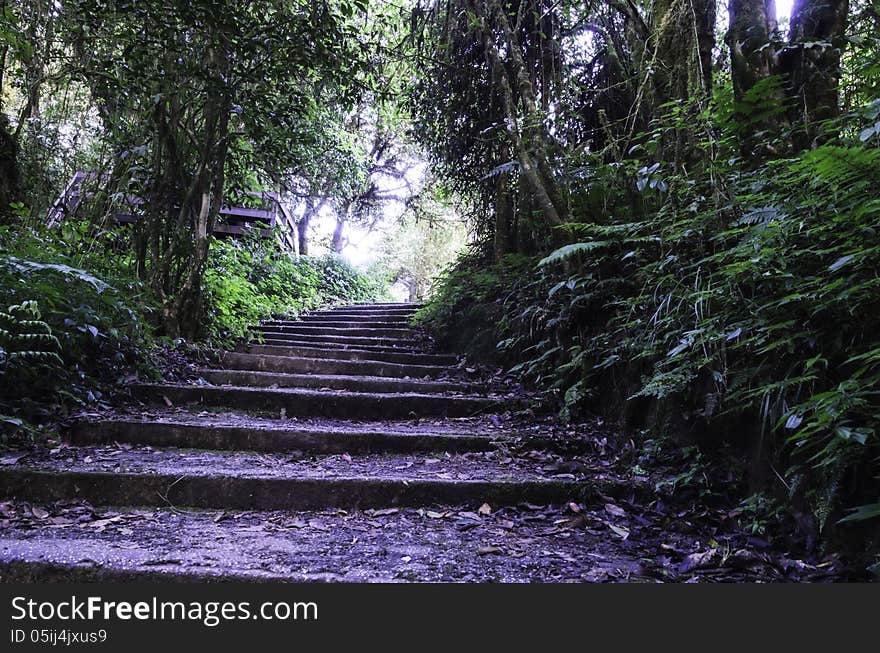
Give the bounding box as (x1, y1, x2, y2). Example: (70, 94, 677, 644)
(331, 214, 346, 254)
(493, 168, 514, 262)
(780, 0, 850, 149)
(650, 0, 716, 165)
(298, 197, 315, 256)
(727, 0, 778, 154)
(162, 43, 232, 339)
(15, 0, 52, 141)
(473, 0, 566, 235)
(493, 144, 514, 261)
(0, 116, 19, 218)
(694, 0, 717, 96)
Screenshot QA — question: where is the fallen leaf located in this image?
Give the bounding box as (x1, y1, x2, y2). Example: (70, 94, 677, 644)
(341, 453, 353, 463)
(478, 546, 503, 555)
(426, 510, 446, 519)
(87, 516, 124, 531)
(608, 523, 630, 540)
(32, 507, 49, 519)
(605, 503, 627, 518)
(568, 502, 582, 513)
(679, 549, 719, 573)
(478, 503, 492, 516)
(368, 508, 399, 517)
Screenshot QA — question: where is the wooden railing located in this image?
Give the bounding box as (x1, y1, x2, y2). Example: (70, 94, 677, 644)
(47, 172, 298, 251)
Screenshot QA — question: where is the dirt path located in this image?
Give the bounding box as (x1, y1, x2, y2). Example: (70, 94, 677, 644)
(0, 304, 851, 582)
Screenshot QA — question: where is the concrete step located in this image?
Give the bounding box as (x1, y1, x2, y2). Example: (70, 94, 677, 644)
(338, 302, 422, 309)
(321, 309, 416, 319)
(198, 369, 482, 395)
(264, 319, 414, 330)
(298, 312, 412, 323)
(252, 332, 421, 348)
(70, 419, 495, 454)
(0, 449, 581, 511)
(329, 304, 420, 312)
(253, 325, 421, 339)
(238, 344, 459, 366)
(219, 351, 456, 379)
(0, 497, 643, 582)
(252, 336, 426, 354)
(131, 383, 515, 419)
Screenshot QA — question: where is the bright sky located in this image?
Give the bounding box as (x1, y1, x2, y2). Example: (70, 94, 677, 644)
(775, 0, 794, 21)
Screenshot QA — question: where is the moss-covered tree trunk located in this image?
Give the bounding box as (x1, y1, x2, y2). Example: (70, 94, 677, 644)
(651, 0, 716, 164)
(0, 116, 19, 219)
(780, 0, 850, 148)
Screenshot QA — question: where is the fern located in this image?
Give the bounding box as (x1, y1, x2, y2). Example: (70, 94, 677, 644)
(0, 301, 63, 373)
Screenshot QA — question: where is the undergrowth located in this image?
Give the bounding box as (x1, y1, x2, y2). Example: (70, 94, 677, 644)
(0, 224, 386, 439)
(203, 233, 388, 347)
(420, 98, 880, 563)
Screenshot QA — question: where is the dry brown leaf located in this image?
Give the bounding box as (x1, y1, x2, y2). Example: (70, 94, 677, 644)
(478, 503, 492, 516)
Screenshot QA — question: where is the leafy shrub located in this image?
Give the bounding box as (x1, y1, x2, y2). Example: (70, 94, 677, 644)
(202, 234, 387, 346)
(0, 234, 156, 429)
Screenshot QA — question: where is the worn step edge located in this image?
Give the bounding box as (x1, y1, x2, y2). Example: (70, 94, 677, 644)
(219, 351, 456, 379)
(0, 557, 317, 583)
(317, 311, 416, 319)
(132, 383, 516, 419)
(197, 369, 483, 395)
(251, 337, 427, 354)
(251, 333, 422, 348)
(300, 317, 413, 327)
(264, 320, 412, 329)
(70, 420, 495, 454)
(239, 344, 459, 366)
(327, 306, 419, 313)
(0, 468, 582, 511)
(254, 325, 421, 338)
(335, 303, 422, 309)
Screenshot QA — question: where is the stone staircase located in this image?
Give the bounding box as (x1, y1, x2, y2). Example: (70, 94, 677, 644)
(0, 303, 637, 582)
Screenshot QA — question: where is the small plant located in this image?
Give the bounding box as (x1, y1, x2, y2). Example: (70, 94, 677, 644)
(731, 493, 786, 536)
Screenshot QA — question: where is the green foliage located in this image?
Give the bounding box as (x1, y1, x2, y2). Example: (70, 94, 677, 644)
(0, 300, 62, 370)
(0, 226, 156, 427)
(377, 186, 468, 300)
(424, 95, 880, 535)
(202, 234, 385, 346)
(0, 219, 385, 428)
